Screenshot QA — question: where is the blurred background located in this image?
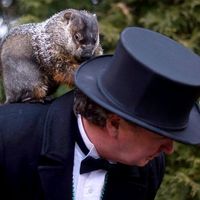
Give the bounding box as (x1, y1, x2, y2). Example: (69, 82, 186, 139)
(0, 0, 200, 199)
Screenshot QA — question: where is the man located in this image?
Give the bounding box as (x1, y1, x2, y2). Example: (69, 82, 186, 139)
(0, 27, 200, 200)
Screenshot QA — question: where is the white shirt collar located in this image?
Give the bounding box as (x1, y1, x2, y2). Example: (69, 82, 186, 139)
(77, 115, 99, 159)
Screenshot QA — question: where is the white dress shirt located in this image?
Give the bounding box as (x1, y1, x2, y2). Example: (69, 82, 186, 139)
(73, 115, 107, 200)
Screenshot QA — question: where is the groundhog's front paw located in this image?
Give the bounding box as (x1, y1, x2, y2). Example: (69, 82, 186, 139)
(94, 44, 103, 56)
(33, 84, 48, 101)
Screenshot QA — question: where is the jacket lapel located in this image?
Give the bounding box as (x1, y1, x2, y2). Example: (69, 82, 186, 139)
(38, 164, 73, 200)
(37, 91, 78, 200)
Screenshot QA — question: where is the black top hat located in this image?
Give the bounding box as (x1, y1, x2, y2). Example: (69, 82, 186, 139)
(75, 27, 200, 145)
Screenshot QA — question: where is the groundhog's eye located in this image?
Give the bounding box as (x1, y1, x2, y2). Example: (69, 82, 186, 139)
(74, 33, 82, 41)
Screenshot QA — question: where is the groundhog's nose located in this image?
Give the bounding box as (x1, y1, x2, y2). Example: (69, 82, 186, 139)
(80, 50, 93, 61)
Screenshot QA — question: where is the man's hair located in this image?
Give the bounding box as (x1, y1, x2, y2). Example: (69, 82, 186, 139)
(73, 88, 111, 127)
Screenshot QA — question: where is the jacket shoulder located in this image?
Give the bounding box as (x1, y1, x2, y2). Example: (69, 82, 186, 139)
(0, 90, 74, 136)
(0, 101, 50, 136)
(0, 101, 50, 163)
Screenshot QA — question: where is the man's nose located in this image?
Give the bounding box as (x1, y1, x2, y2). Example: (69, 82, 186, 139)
(162, 139, 174, 155)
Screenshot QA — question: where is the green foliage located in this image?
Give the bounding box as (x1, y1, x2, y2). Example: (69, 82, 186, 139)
(98, 2, 133, 52)
(0, 78, 5, 103)
(156, 143, 200, 200)
(136, 0, 200, 54)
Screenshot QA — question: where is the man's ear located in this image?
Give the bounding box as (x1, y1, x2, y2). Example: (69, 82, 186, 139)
(106, 114, 120, 137)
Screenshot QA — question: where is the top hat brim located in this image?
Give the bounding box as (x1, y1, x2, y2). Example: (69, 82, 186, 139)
(75, 55, 200, 145)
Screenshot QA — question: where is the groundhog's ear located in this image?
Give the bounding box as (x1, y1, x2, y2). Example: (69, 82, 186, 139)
(64, 11, 73, 22)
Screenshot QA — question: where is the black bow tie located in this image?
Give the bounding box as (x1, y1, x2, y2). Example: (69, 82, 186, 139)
(80, 156, 117, 174)
(74, 119, 118, 174)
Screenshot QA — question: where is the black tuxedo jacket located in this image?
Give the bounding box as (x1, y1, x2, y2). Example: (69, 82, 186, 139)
(0, 90, 165, 200)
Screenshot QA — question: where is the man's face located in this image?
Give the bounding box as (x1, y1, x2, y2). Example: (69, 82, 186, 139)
(110, 118, 174, 166)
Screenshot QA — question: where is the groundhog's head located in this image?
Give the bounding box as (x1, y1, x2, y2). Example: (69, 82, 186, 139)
(65, 10, 101, 61)
(53, 9, 102, 61)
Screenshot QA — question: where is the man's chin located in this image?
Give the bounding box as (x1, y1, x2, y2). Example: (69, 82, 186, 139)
(117, 158, 152, 167)
(136, 159, 151, 167)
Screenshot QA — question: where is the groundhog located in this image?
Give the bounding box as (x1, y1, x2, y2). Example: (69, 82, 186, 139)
(0, 8, 103, 103)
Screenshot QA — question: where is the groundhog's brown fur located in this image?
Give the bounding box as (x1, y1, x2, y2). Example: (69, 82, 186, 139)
(0, 9, 103, 103)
